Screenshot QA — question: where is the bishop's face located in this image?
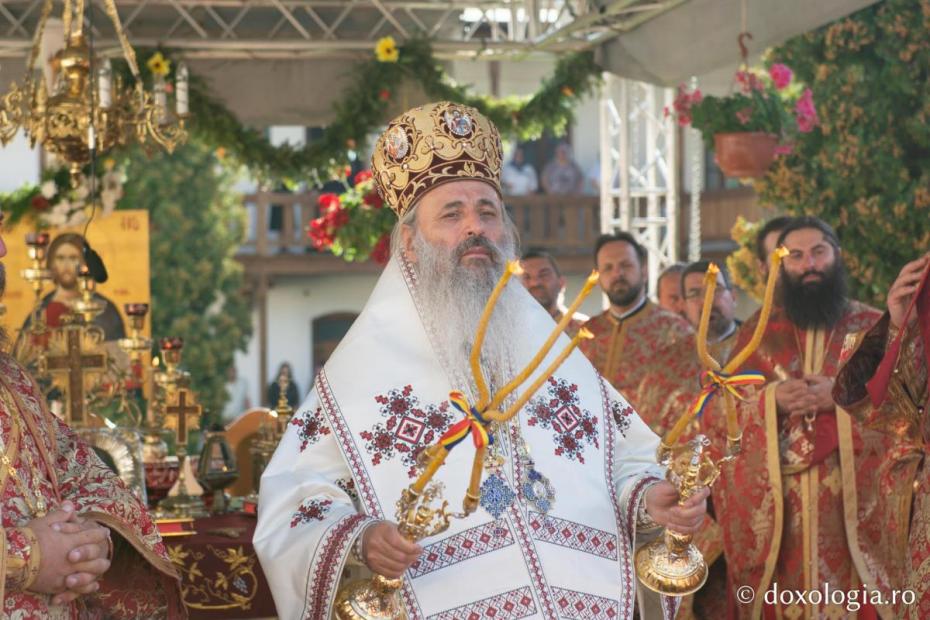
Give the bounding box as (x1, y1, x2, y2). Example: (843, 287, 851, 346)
(402, 180, 507, 270)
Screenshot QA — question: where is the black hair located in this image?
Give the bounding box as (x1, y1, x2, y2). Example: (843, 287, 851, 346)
(593, 232, 647, 266)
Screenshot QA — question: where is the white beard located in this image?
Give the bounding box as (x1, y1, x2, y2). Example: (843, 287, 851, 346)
(410, 230, 520, 404)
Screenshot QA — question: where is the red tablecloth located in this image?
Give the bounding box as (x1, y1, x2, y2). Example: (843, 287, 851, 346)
(165, 513, 277, 619)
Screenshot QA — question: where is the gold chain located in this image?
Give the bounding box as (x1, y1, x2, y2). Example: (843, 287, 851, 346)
(1, 414, 47, 517)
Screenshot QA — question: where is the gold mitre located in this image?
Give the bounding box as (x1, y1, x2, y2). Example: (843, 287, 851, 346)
(371, 101, 503, 218)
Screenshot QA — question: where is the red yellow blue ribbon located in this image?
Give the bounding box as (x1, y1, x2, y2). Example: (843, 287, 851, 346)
(440, 391, 493, 451)
(690, 369, 765, 419)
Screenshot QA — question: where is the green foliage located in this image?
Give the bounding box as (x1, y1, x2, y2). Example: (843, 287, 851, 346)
(756, 0, 930, 305)
(133, 39, 602, 184)
(119, 140, 252, 424)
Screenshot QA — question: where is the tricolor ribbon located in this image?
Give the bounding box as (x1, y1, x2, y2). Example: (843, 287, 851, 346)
(690, 369, 766, 419)
(440, 391, 494, 451)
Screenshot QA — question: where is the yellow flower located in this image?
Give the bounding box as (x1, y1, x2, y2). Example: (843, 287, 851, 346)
(375, 36, 399, 63)
(147, 52, 171, 77)
(103, 158, 116, 171)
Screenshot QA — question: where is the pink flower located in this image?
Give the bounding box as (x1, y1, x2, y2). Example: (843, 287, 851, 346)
(796, 114, 817, 133)
(794, 87, 818, 133)
(670, 84, 700, 127)
(735, 107, 753, 125)
(774, 143, 795, 156)
(736, 71, 764, 94)
(769, 63, 793, 90)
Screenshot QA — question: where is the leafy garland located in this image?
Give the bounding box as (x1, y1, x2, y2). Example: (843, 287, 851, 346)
(164, 38, 601, 184)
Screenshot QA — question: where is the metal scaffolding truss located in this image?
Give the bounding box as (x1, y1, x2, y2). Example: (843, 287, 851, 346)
(599, 73, 678, 293)
(0, 0, 687, 59)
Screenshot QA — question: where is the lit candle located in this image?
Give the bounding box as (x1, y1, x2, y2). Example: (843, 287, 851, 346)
(98, 59, 112, 109)
(494, 327, 594, 422)
(176, 62, 189, 116)
(154, 75, 167, 124)
(470, 261, 522, 410)
(488, 269, 599, 411)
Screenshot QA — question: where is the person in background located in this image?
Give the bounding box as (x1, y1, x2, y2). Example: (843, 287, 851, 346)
(500, 146, 538, 196)
(520, 249, 588, 336)
(541, 143, 583, 195)
(656, 262, 687, 319)
(267, 362, 300, 408)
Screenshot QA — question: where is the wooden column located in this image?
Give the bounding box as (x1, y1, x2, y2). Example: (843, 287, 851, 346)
(256, 272, 269, 406)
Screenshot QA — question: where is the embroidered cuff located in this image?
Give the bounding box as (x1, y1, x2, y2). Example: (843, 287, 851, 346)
(5, 527, 41, 591)
(636, 481, 663, 533)
(349, 520, 382, 568)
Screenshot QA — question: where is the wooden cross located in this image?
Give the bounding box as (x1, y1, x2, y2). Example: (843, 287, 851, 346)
(165, 388, 202, 445)
(46, 326, 107, 426)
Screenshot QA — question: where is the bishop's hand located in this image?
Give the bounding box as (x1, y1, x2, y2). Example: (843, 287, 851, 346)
(361, 521, 423, 578)
(643, 481, 709, 535)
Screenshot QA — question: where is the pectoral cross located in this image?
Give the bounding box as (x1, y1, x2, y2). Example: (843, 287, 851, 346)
(46, 325, 107, 426)
(165, 388, 202, 446)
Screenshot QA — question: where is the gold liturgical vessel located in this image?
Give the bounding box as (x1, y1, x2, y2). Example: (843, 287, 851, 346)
(335, 263, 598, 619)
(635, 248, 788, 596)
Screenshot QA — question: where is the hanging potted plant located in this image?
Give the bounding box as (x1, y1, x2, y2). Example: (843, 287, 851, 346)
(669, 63, 818, 178)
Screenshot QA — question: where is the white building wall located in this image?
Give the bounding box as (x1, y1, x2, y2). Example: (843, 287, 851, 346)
(240, 273, 380, 407)
(0, 132, 40, 191)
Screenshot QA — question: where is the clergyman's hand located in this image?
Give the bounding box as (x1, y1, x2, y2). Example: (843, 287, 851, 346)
(888, 254, 929, 329)
(50, 518, 113, 606)
(361, 521, 423, 578)
(802, 374, 835, 415)
(28, 503, 109, 595)
(643, 481, 709, 535)
(775, 379, 811, 416)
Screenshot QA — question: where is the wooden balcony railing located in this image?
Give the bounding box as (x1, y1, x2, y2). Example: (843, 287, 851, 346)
(236, 188, 765, 274)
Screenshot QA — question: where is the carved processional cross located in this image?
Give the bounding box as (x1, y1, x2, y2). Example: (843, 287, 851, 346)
(165, 388, 202, 445)
(45, 325, 107, 426)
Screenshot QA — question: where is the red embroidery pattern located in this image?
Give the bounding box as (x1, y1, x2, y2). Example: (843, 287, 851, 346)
(336, 477, 359, 502)
(527, 512, 618, 561)
(609, 399, 633, 438)
(527, 377, 599, 463)
(409, 520, 515, 579)
(290, 405, 331, 452)
(316, 371, 424, 620)
(360, 385, 453, 477)
(426, 586, 537, 620)
(600, 377, 636, 618)
(290, 498, 333, 528)
(507, 504, 558, 618)
(303, 513, 369, 620)
(552, 587, 620, 619)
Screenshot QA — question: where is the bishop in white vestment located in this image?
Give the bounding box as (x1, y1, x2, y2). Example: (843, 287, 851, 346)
(254, 102, 708, 620)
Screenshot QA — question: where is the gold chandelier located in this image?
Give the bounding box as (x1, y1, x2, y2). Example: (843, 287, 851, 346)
(0, 0, 188, 183)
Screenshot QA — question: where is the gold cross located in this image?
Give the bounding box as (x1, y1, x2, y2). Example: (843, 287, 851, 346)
(165, 388, 202, 445)
(46, 325, 107, 426)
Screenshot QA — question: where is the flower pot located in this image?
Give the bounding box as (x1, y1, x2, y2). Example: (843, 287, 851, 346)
(713, 132, 779, 179)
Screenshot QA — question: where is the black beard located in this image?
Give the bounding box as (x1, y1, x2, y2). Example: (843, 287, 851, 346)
(606, 279, 643, 308)
(780, 260, 849, 330)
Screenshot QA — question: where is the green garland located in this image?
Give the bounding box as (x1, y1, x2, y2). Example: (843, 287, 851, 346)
(166, 38, 601, 183)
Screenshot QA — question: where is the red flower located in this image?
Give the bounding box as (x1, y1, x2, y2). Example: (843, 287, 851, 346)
(768, 63, 793, 90)
(354, 170, 373, 185)
(670, 84, 703, 127)
(735, 107, 753, 125)
(307, 218, 335, 250)
(30, 195, 50, 211)
(379, 89, 391, 101)
(363, 191, 383, 209)
(774, 143, 795, 156)
(371, 233, 391, 265)
(318, 193, 341, 214)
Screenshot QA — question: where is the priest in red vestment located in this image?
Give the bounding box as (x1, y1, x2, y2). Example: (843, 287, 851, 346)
(704, 216, 913, 619)
(0, 215, 184, 618)
(834, 253, 930, 619)
(580, 233, 692, 400)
